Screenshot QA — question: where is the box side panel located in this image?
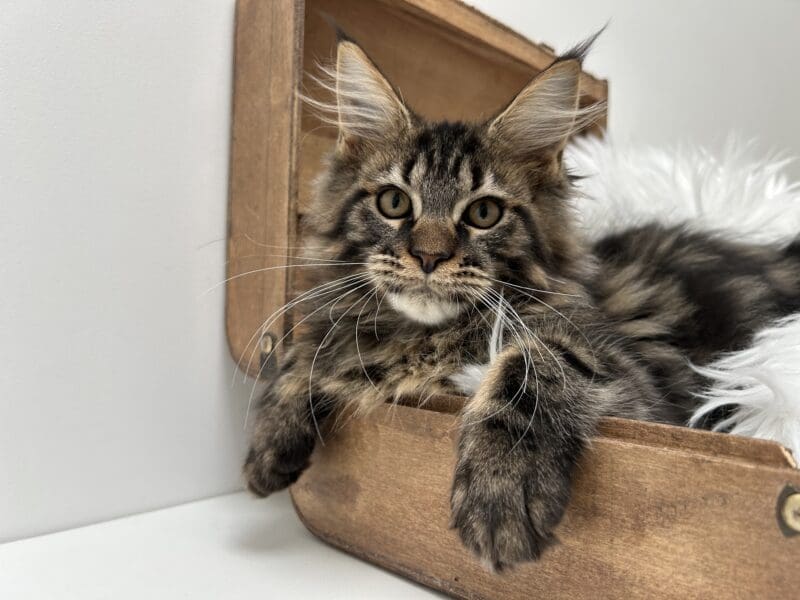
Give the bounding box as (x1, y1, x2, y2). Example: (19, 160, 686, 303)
(226, 0, 304, 376)
(292, 405, 800, 599)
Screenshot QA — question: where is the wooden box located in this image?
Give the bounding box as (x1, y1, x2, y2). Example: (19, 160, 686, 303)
(226, 1, 800, 597)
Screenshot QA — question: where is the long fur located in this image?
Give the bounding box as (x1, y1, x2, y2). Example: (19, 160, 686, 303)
(456, 136, 800, 459)
(449, 301, 504, 394)
(567, 135, 800, 245)
(301, 41, 410, 142)
(489, 60, 607, 154)
(689, 314, 800, 457)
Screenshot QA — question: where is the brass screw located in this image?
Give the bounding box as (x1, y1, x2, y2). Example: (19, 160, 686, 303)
(781, 492, 800, 534)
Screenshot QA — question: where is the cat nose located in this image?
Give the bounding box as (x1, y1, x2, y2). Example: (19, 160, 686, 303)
(410, 248, 452, 273)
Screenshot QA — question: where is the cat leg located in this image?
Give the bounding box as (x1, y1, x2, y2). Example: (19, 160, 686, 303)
(450, 342, 603, 570)
(243, 354, 333, 497)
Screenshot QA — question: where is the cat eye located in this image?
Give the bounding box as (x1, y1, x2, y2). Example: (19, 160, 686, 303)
(463, 198, 503, 229)
(376, 187, 412, 219)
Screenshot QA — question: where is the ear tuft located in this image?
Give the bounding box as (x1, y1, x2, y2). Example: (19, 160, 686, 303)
(488, 30, 606, 156)
(302, 40, 410, 149)
(559, 24, 607, 63)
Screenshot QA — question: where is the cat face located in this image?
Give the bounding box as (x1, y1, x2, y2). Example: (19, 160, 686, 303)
(304, 40, 603, 326)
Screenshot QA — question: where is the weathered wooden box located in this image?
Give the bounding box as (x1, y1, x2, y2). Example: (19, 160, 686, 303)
(226, 1, 800, 597)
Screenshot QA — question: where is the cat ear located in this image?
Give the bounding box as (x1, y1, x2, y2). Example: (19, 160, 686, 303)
(331, 39, 411, 149)
(488, 55, 605, 158)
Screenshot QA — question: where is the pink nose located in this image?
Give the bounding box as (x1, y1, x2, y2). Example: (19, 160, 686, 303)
(410, 249, 452, 273)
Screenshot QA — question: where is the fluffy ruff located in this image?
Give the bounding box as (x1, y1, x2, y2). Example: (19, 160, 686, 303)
(453, 136, 800, 460)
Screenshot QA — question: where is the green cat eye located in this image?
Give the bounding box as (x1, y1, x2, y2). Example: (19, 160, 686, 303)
(463, 197, 503, 229)
(376, 187, 412, 219)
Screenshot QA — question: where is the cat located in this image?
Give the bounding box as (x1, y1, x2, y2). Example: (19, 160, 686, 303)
(243, 33, 800, 570)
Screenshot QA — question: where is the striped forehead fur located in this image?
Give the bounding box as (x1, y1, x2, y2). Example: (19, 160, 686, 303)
(404, 123, 485, 186)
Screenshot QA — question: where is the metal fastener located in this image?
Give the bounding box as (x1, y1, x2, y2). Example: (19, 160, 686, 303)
(258, 331, 279, 380)
(777, 485, 800, 537)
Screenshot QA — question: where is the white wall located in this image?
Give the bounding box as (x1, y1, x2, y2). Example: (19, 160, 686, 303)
(470, 0, 800, 179)
(0, 0, 254, 542)
(2, 0, 799, 543)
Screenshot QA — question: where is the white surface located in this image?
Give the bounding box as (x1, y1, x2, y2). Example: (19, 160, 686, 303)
(0, 0, 256, 542)
(0, 492, 438, 599)
(469, 0, 800, 179)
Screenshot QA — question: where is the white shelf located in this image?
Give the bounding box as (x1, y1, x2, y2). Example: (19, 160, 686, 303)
(0, 491, 438, 599)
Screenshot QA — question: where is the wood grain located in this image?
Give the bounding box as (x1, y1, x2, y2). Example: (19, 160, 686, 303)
(226, 0, 304, 376)
(292, 404, 800, 599)
(380, 0, 607, 101)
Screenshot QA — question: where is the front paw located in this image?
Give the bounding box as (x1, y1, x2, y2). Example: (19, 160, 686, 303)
(450, 425, 570, 570)
(243, 429, 315, 497)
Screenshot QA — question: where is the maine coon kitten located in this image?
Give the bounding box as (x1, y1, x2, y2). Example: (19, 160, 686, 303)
(243, 36, 800, 570)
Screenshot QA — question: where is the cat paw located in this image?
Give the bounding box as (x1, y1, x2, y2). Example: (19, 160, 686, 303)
(450, 467, 556, 570)
(242, 430, 315, 497)
(450, 422, 569, 570)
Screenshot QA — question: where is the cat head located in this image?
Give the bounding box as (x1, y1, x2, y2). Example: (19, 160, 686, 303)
(303, 35, 604, 326)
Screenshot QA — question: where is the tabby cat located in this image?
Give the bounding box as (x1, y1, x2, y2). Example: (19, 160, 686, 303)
(243, 35, 800, 570)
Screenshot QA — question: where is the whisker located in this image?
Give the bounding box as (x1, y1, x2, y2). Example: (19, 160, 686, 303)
(196, 237, 226, 250)
(486, 289, 554, 405)
(307, 284, 376, 442)
(259, 253, 368, 264)
(484, 276, 582, 298)
(241, 233, 333, 251)
(328, 276, 370, 323)
(462, 293, 535, 429)
(241, 277, 366, 381)
(225, 252, 362, 268)
(242, 277, 372, 427)
(204, 262, 369, 296)
(487, 289, 556, 377)
(487, 292, 535, 405)
(492, 281, 599, 381)
(373, 289, 388, 340)
(485, 289, 573, 452)
(239, 272, 371, 381)
(355, 288, 379, 390)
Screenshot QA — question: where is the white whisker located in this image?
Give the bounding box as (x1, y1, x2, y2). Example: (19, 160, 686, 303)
(203, 262, 369, 296)
(235, 272, 370, 383)
(307, 284, 376, 442)
(484, 276, 582, 298)
(355, 288, 379, 390)
(243, 276, 372, 428)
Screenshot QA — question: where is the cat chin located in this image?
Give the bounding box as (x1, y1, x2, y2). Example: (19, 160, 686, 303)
(387, 291, 462, 326)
